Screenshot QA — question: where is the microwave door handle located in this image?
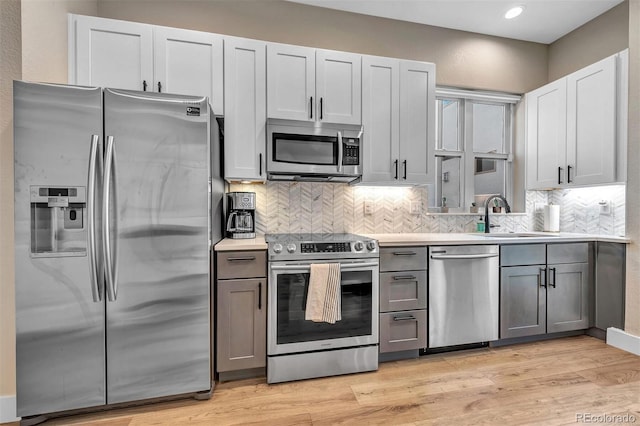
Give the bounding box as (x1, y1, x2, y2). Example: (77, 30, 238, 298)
(337, 131, 343, 174)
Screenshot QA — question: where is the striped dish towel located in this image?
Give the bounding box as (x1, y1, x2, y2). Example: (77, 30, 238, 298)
(305, 263, 342, 324)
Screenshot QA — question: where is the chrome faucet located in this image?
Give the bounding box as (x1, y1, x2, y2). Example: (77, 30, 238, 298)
(484, 195, 511, 233)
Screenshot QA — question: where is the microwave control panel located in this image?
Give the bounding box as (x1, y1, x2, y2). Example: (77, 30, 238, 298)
(342, 138, 360, 166)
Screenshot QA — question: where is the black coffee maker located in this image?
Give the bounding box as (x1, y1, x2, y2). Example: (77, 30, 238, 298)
(226, 192, 256, 239)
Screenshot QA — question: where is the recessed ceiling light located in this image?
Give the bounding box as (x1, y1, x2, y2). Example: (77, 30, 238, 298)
(505, 6, 524, 19)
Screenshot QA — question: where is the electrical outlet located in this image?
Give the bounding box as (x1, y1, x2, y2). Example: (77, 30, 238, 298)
(364, 200, 373, 215)
(534, 202, 546, 212)
(599, 200, 612, 216)
(410, 201, 421, 215)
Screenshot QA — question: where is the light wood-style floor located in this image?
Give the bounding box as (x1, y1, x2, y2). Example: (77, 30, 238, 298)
(17, 335, 640, 425)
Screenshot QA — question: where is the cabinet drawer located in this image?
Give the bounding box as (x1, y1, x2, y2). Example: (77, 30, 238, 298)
(380, 247, 428, 272)
(379, 310, 427, 353)
(217, 250, 266, 279)
(547, 243, 589, 264)
(379, 271, 427, 312)
(500, 244, 545, 266)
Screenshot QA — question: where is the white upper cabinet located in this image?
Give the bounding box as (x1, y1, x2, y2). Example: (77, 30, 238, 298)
(399, 61, 436, 184)
(223, 37, 267, 182)
(361, 56, 435, 185)
(70, 15, 153, 91)
(153, 27, 224, 114)
(526, 52, 624, 190)
(526, 79, 568, 189)
(361, 56, 399, 182)
(267, 43, 361, 125)
(566, 56, 616, 186)
(70, 15, 223, 113)
(315, 50, 362, 125)
(267, 44, 315, 121)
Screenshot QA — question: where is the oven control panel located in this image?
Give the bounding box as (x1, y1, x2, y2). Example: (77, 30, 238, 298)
(267, 236, 379, 260)
(301, 242, 351, 253)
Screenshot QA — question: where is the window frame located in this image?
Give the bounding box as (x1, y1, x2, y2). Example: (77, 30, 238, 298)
(434, 87, 520, 212)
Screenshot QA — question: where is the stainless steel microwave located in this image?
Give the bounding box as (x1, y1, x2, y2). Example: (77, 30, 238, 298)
(266, 119, 363, 183)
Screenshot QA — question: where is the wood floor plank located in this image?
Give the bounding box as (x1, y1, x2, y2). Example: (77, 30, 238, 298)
(19, 336, 639, 426)
(576, 359, 640, 386)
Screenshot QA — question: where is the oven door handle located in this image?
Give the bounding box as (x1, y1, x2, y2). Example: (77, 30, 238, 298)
(270, 262, 379, 271)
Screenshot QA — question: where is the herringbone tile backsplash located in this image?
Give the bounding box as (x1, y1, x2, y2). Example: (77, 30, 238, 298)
(229, 183, 626, 237)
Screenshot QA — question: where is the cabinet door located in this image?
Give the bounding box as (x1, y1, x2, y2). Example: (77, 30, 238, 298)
(316, 50, 361, 125)
(71, 15, 153, 91)
(526, 79, 567, 189)
(266, 43, 315, 121)
(566, 55, 616, 186)
(546, 263, 590, 333)
(224, 37, 266, 181)
(153, 27, 224, 114)
(399, 60, 435, 184)
(500, 265, 546, 339)
(217, 279, 267, 372)
(361, 56, 400, 183)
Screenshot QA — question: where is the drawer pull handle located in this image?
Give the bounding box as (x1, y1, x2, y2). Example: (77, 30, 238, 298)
(392, 275, 417, 281)
(227, 256, 256, 261)
(393, 315, 416, 321)
(392, 252, 417, 256)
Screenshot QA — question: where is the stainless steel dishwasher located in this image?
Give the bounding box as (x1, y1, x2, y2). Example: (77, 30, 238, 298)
(428, 245, 499, 348)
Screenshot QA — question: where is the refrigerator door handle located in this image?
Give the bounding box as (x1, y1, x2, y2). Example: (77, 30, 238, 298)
(87, 134, 103, 302)
(103, 135, 118, 301)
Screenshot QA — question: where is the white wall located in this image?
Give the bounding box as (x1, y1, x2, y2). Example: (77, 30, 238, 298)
(0, 1, 21, 421)
(624, 0, 639, 337)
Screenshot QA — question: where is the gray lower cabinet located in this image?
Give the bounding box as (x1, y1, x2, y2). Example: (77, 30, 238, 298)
(500, 265, 547, 338)
(216, 250, 267, 376)
(594, 242, 626, 330)
(500, 243, 591, 339)
(379, 247, 428, 354)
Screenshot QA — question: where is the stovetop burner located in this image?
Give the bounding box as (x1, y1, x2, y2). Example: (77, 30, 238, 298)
(265, 233, 379, 261)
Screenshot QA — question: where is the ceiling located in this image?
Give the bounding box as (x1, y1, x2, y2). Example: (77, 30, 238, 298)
(287, 0, 624, 44)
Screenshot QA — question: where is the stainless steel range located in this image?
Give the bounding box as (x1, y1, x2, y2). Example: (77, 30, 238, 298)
(266, 233, 379, 384)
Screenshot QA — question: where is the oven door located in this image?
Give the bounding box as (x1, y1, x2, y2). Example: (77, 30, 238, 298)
(268, 259, 379, 355)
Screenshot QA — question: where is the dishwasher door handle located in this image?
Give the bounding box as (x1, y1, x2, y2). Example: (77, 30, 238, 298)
(430, 253, 499, 260)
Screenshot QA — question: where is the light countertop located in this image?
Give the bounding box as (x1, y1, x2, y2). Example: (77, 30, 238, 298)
(213, 232, 629, 251)
(214, 236, 267, 251)
(366, 232, 630, 246)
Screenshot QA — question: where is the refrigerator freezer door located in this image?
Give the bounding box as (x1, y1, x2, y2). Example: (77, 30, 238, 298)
(103, 89, 211, 404)
(14, 81, 106, 416)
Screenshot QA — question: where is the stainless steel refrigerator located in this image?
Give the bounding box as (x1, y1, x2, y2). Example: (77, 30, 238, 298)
(14, 81, 217, 418)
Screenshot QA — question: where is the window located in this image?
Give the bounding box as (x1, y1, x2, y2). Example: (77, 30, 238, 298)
(434, 88, 520, 212)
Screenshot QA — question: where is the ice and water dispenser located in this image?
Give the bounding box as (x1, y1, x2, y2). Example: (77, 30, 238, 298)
(30, 186, 87, 256)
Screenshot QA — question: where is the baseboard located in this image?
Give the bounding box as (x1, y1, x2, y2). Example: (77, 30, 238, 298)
(607, 327, 640, 355)
(0, 395, 20, 424)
